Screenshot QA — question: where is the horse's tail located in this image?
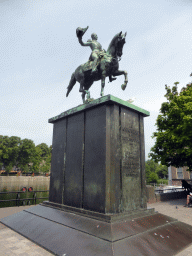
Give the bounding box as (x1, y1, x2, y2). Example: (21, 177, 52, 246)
(66, 72, 76, 97)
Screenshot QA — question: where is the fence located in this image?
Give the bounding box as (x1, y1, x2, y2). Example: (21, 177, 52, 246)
(155, 187, 184, 194)
(0, 188, 49, 207)
(149, 182, 168, 187)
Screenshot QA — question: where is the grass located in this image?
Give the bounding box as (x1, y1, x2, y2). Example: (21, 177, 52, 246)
(157, 179, 168, 185)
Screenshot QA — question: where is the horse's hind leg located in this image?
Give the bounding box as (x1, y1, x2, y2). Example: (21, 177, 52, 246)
(79, 78, 85, 93)
(66, 72, 76, 97)
(81, 91, 86, 103)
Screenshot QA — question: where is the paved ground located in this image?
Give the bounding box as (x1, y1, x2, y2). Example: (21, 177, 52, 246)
(0, 206, 54, 256)
(149, 199, 192, 256)
(0, 199, 191, 255)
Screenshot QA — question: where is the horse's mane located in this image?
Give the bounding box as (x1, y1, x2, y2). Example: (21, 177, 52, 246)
(107, 32, 120, 53)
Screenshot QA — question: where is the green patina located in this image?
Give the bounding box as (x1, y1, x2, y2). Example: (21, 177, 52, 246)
(67, 27, 128, 103)
(48, 95, 150, 123)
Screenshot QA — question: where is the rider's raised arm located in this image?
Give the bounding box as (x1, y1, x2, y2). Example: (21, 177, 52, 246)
(78, 37, 92, 47)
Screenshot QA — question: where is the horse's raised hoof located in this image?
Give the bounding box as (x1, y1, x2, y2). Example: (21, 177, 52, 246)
(121, 83, 127, 91)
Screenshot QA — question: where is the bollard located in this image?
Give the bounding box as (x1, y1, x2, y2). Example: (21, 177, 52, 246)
(33, 193, 37, 205)
(16, 193, 20, 206)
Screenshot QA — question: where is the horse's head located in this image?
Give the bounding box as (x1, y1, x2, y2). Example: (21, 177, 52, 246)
(107, 31, 127, 58)
(116, 31, 127, 58)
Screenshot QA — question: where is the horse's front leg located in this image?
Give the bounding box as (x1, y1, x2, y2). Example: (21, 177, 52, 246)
(113, 70, 128, 90)
(101, 71, 106, 96)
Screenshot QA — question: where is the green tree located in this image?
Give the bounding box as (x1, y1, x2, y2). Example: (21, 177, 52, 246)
(0, 135, 21, 175)
(145, 159, 168, 183)
(8, 136, 21, 166)
(30, 146, 42, 174)
(0, 136, 9, 171)
(17, 139, 37, 173)
(145, 159, 158, 181)
(149, 76, 192, 172)
(38, 144, 51, 174)
(156, 164, 168, 179)
(36, 143, 50, 159)
(0, 135, 51, 175)
(39, 153, 51, 174)
(148, 172, 159, 183)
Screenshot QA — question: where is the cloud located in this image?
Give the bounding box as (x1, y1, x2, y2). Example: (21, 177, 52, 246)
(142, 96, 166, 112)
(121, 8, 192, 81)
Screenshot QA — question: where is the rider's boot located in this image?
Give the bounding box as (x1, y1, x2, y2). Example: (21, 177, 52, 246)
(91, 59, 98, 75)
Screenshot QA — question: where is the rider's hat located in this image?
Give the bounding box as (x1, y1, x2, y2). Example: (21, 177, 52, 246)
(76, 26, 89, 38)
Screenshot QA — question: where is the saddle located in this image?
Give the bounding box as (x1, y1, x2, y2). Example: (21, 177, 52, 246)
(83, 51, 112, 73)
(83, 61, 95, 72)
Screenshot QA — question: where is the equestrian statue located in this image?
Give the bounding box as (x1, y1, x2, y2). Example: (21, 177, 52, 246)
(66, 26, 128, 103)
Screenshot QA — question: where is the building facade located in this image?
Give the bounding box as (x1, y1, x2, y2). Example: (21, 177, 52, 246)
(168, 166, 192, 186)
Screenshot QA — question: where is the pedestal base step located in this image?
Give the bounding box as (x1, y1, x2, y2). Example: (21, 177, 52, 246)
(1, 204, 192, 256)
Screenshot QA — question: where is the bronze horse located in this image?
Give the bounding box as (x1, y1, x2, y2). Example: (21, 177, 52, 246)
(66, 31, 128, 103)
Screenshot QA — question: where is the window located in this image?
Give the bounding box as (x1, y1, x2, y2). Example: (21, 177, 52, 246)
(177, 167, 183, 179)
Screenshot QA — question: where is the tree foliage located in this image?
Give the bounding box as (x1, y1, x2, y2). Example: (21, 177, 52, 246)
(149, 76, 192, 172)
(36, 143, 51, 159)
(148, 172, 159, 184)
(17, 139, 36, 170)
(0, 135, 51, 175)
(145, 159, 168, 183)
(0, 136, 21, 174)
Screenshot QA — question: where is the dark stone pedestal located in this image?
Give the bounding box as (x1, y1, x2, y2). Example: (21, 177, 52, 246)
(49, 94, 149, 214)
(1, 95, 192, 255)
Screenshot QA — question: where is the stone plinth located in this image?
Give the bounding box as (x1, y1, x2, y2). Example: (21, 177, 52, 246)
(49, 94, 149, 214)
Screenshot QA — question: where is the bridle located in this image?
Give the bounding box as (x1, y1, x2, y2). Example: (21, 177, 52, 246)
(116, 37, 125, 62)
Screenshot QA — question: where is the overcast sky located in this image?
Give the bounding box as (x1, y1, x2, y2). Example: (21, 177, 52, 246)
(1, 0, 192, 160)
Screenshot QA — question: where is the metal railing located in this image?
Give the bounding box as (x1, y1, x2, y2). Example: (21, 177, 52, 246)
(155, 188, 185, 194)
(0, 190, 49, 206)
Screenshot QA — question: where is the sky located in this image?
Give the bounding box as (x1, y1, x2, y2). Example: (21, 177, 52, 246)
(1, 0, 192, 161)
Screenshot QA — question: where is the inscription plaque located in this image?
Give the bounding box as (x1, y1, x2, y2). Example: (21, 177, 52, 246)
(122, 127, 140, 143)
(121, 108, 141, 211)
(121, 126, 140, 177)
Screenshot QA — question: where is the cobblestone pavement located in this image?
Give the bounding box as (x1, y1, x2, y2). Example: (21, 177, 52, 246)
(0, 206, 54, 255)
(0, 200, 192, 255)
(0, 222, 53, 256)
